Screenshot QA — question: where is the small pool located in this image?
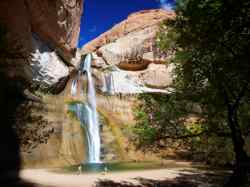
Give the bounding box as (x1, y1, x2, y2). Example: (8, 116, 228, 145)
(58, 161, 167, 174)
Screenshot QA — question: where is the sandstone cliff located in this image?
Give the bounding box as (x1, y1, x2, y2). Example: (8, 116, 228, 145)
(0, 0, 84, 172)
(67, 9, 176, 163)
(83, 9, 175, 52)
(81, 9, 175, 93)
(0, 0, 83, 92)
(19, 94, 87, 168)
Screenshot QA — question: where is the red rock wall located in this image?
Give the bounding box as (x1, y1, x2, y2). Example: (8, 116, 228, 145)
(83, 9, 175, 52)
(0, 0, 83, 84)
(26, 0, 83, 59)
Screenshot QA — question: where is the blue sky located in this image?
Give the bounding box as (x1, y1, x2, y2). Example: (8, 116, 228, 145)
(78, 0, 175, 47)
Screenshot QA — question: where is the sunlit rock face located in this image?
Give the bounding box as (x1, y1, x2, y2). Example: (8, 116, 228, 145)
(141, 63, 175, 89)
(30, 35, 69, 90)
(0, 0, 83, 92)
(98, 26, 157, 70)
(20, 95, 87, 168)
(94, 67, 172, 94)
(83, 9, 175, 52)
(81, 9, 175, 94)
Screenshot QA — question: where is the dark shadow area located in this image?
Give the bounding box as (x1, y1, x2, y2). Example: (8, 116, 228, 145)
(0, 74, 35, 187)
(96, 171, 230, 187)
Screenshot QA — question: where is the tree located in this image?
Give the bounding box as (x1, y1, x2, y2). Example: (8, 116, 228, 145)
(165, 0, 250, 185)
(134, 0, 250, 186)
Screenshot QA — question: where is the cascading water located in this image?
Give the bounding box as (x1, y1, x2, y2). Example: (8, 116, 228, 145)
(70, 54, 101, 163)
(71, 79, 78, 96)
(102, 73, 115, 94)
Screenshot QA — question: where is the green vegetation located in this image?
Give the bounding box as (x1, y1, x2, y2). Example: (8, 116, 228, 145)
(57, 161, 167, 174)
(67, 102, 84, 120)
(65, 99, 84, 105)
(134, 0, 250, 186)
(133, 93, 235, 164)
(67, 110, 78, 120)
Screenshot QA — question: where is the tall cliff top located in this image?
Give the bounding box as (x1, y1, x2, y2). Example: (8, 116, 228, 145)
(82, 9, 175, 52)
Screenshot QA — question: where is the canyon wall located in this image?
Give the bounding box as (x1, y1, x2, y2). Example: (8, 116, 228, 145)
(0, 0, 83, 92)
(19, 8, 176, 166)
(80, 9, 175, 125)
(79, 9, 176, 162)
(0, 0, 84, 176)
(0, 6, 176, 169)
(82, 9, 175, 94)
(20, 95, 87, 168)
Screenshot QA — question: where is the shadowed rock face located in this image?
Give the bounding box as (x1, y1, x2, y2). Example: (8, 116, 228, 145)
(0, 0, 83, 91)
(0, 1, 83, 185)
(26, 0, 83, 60)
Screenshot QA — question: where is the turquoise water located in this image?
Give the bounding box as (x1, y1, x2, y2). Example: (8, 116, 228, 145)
(59, 161, 166, 173)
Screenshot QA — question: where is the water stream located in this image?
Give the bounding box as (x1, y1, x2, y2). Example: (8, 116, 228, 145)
(70, 54, 101, 163)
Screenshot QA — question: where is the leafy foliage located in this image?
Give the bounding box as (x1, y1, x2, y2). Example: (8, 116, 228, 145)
(133, 93, 235, 164)
(133, 0, 250, 169)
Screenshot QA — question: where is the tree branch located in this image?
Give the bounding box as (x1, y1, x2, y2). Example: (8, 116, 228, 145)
(232, 82, 249, 112)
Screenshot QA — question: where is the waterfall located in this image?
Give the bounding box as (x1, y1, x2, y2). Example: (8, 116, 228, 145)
(70, 54, 101, 163)
(82, 54, 101, 163)
(102, 73, 115, 94)
(71, 79, 78, 96)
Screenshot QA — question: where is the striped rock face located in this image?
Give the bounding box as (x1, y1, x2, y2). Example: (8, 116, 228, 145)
(81, 9, 175, 94)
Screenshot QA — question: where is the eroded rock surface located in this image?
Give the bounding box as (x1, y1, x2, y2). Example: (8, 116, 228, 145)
(30, 35, 69, 90)
(0, 0, 84, 172)
(0, 0, 83, 91)
(81, 9, 175, 94)
(98, 26, 157, 70)
(141, 63, 175, 89)
(83, 9, 175, 52)
(26, 0, 83, 60)
(18, 95, 86, 168)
